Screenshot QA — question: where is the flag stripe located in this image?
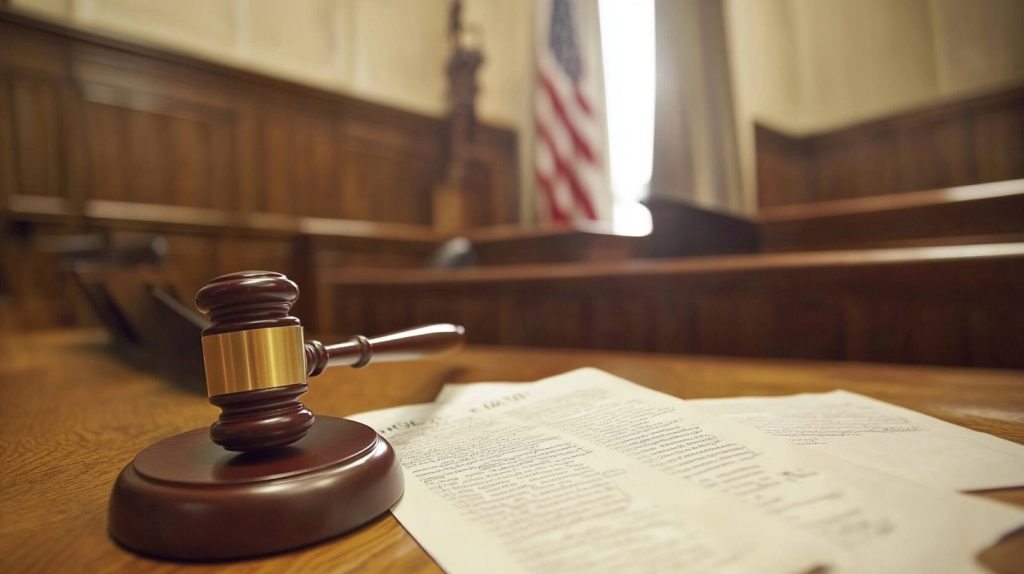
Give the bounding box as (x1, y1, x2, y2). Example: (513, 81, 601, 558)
(535, 0, 605, 223)
(575, 90, 594, 116)
(536, 121, 598, 219)
(538, 71, 596, 163)
(536, 172, 568, 222)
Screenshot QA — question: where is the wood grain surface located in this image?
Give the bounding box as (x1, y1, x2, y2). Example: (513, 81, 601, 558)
(318, 243, 1024, 369)
(758, 179, 1024, 252)
(1, 329, 1023, 573)
(754, 87, 1024, 208)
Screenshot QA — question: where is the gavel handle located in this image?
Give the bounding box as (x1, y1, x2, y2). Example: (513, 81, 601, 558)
(304, 323, 465, 377)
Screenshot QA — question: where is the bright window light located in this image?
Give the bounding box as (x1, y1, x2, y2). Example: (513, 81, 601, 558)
(599, 0, 655, 236)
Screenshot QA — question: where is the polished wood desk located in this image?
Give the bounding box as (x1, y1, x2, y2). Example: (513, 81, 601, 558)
(1, 329, 1022, 572)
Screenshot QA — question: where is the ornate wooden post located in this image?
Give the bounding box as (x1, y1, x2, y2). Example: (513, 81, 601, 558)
(433, 0, 485, 232)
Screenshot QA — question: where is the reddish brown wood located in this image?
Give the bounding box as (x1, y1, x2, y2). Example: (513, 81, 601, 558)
(644, 197, 759, 257)
(317, 243, 1024, 369)
(0, 11, 517, 328)
(195, 271, 466, 451)
(208, 384, 315, 452)
(756, 87, 1024, 208)
(305, 324, 466, 376)
(108, 416, 404, 560)
(2, 328, 1022, 572)
(465, 224, 644, 264)
(195, 270, 301, 335)
(196, 271, 312, 451)
(758, 179, 1024, 251)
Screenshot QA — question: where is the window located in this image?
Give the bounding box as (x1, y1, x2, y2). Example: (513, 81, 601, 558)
(599, 0, 655, 235)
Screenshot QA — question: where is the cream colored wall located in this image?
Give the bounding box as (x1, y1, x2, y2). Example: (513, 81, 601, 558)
(9, 0, 532, 131)
(725, 0, 1024, 206)
(930, 0, 1024, 95)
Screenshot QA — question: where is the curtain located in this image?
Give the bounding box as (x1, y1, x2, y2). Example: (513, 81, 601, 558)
(650, 0, 746, 213)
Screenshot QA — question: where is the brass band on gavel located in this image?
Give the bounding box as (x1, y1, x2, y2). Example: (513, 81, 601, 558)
(201, 326, 306, 397)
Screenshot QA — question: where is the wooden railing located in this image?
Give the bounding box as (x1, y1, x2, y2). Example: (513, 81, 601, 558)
(317, 243, 1024, 369)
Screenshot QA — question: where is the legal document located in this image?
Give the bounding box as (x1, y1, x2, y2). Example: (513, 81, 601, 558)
(353, 369, 1024, 573)
(439, 384, 1024, 492)
(691, 390, 1024, 491)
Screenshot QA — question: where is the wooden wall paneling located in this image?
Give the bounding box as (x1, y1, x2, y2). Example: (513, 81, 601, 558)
(492, 286, 528, 345)
(468, 230, 630, 265)
(70, 41, 237, 111)
(811, 126, 904, 200)
(0, 74, 13, 205)
(534, 283, 586, 348)
(724, 293, 773, 357)
(319, 245, 1024, 368)
(159, 233, 222, 303)
(907, 300, 969, 365)
(775, 292, 844, 359)
(467, 125, 520, 225)
(80, 90, 126, 202)
(9, 74, 66, 199)
(372, 286, 419, 337)
(79, 92, 238, 209)
(848, 127, 903, 196)
(841, 297, 968, 366)
(755, 87, 1024, 207)
(298, 113, 343, 218)
(897, 113, 974, 192)
(253, 109, 301, 216)
(308, 233, 439, 271)
(0, 18, 68, 76)
(459, 158, 494, 229)
(585, 280, 624, 350)
(617, 288, 657, 352)
(304, 233, 441, 334)
(70, 41, 241, 211)
(972, 96, 1024, 183)
(754, 124, 812, 207)
(339, 123, 399, 222)
(215, 236, 295, 283)
(965, 297, 1024, 368)
(338, 121, 440, 225)
(649, 290, 693, 354)
(0, 13, 523, 330)
(1, 12, 519, 228)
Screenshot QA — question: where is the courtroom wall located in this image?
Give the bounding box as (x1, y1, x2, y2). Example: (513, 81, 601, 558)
(726, 0, 1024, 202)
(7, 0, 533, 130)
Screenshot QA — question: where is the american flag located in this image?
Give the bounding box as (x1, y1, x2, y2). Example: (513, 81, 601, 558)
(535, 0, 608, 223)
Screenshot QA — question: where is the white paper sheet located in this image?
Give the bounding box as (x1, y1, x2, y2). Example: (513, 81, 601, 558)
(438, 384, 1024, 492)
(356, 402, 835, 574)
(691, 390, 1024, 491)
(355, 369, 1024, 573)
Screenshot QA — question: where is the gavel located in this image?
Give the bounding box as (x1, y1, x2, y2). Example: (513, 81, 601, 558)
(194, 270, 464, 452)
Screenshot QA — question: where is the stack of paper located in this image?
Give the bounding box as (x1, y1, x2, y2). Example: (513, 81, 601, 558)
(350, 368, 1024, 573)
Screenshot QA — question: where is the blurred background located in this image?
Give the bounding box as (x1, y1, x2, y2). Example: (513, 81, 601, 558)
(1, 0, 1022, 369)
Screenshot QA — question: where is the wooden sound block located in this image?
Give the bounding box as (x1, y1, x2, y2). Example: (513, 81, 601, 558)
(108, 417, 404, 561)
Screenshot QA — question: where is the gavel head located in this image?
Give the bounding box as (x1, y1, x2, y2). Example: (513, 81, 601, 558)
(195, 271, 314, 452)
